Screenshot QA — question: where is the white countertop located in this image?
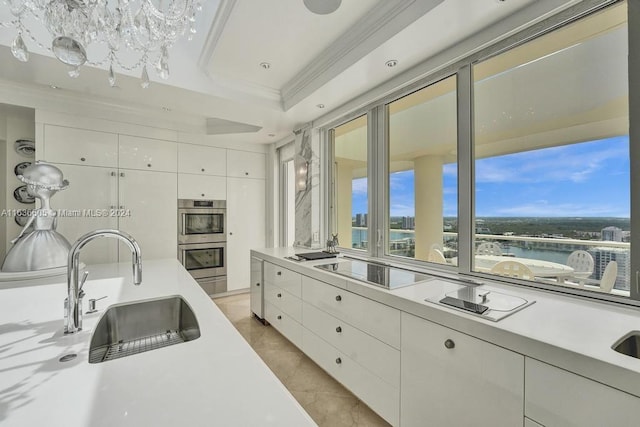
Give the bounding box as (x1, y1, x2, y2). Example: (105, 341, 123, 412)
(252, 247, 640, 398)
(0, 259, 315, 427)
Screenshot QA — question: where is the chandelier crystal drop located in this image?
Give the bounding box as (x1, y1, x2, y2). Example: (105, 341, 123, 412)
(2, 0, 203, 88)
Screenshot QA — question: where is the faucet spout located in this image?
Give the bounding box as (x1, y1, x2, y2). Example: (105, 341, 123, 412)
(65, 229, 142, 334)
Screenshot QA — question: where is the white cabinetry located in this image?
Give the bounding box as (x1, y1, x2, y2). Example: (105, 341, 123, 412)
(263, 261, 302, 347)
(178, 174, 226, 200)
(117, 169, 177, 259)
(226, 177, 264, 291)
(226, 150, 265, 179)
(525, 357, 640, 427)
(52, 164, 119, 264)
(401, 312, 524, 427)
(178, 144, 226, 176)
(301, 276, 400, 425)
(118, 135, 177, 172)
(43, 125, 118, 167)
(42, 125, 177, 263)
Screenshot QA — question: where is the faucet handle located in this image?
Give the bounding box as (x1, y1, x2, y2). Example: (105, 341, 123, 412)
(78, 271, 89, 293)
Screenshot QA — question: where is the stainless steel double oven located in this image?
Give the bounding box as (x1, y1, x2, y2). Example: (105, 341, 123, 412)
(178, 199, 227, 295)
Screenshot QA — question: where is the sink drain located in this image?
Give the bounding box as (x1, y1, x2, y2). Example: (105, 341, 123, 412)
(59, 353, 77, 362)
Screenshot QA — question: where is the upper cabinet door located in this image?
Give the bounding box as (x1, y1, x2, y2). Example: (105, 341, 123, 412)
(43, 125, 118, 167)
(226, 150, 265, 179)
(178, 144, 226, 176)
(118, 135, 177, 172)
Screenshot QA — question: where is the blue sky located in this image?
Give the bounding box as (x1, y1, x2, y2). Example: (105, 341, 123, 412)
(352, 136, 630, 218)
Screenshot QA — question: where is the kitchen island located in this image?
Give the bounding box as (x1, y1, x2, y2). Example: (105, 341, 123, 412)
(0, 259, 315, 427)
(252, 247, 640, 427)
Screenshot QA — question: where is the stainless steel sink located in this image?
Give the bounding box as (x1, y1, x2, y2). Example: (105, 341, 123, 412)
(89, 296, 200, 363)
(612, 332, 640, 359)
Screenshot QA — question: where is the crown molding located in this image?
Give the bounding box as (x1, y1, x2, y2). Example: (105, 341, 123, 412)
(198, 0, 238, 71)
(281, 0, 444, 111)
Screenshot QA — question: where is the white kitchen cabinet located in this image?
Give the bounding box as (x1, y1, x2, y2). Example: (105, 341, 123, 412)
(43, 125, 118, 167)
(178, 144, 226, 176)
(178, 174, 226, 200)
(302, 328, 399, 426)
(400, 312, 524, 427)
(525, 357, 640, 427)
(264, 261, 302, 298)
(265, 300, 303, 348)
(226, 177, 265, 291)
(117, 169, 177, 260)
(226, 150, 265, 179)
(302, 275, 401, 349)
(118, 135, 177, 173)
(299, 275, 400, 425)
(51, 164, 176, 264)
(302, 301, 399, 388)
(51, 164, 119, 264)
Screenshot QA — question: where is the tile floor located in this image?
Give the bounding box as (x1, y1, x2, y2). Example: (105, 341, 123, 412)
(213, 293, 390, 427)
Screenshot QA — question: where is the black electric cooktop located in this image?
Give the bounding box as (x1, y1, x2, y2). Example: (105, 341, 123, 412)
(315, 259, 432, 290)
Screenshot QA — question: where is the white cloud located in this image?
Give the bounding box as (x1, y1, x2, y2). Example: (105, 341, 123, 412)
(351, 178, 368, 194)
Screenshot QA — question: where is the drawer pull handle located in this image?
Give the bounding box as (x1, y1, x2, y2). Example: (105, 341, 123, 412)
(335, 357, 342, 365)
(277, 315, 282, 320)
(256, 283, 260, 287)
(277, 271, 282, 276)
(201, 168, 205, 172)
(335, 295, 342, 302)
(147, 163, 152, 168)
(80, 157, 86, 162)
(245, 172, 249, 176)
(277, 293, 282, 298)
(336, 326, 342, 333)
(444, 339, 455, 349)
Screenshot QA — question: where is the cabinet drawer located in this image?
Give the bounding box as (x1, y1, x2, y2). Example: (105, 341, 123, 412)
(178, 144, 226, 176)
(302, 328, 399, 426)
(264, 263, 302, 298)
(302, 276, 400, 349)
(265, 300, 302, 349)
(44, 125, 118, 167)
(178, 174, 226, 200)
(525, 357, 640, 427)
(226, 150, 265, 178)
(265, 285, 302, 322)
(302, 301, 399, 388)
(118, 135, 177, 172)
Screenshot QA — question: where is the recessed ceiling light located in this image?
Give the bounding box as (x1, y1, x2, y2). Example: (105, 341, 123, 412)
(316, 104, 325, 109)
(385, 59, 398, 68)
(259, 62, 271, 70)
(50, 85, 60, 89)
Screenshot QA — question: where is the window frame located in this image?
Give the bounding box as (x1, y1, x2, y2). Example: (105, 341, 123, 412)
(324, 0, 637, 304)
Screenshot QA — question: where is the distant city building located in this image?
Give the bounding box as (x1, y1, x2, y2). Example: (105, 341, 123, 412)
(601, 226, 623, 242)
(402, 216, 415, 230)
(476, 226, 492, 234)
(588, 247, 630, 291)
(354, 213, 368, 227)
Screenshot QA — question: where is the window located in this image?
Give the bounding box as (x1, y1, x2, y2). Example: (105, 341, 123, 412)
(386, 75, 458, 263)
(324, 0, 635, 302)
(472, 2, 630, 294)
(331, 115, 368, 250)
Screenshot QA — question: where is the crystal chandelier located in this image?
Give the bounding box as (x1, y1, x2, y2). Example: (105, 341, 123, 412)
(1, 0, 202, 88)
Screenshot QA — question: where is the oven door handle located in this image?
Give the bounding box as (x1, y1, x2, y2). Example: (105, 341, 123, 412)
(180, 213, 187, 235)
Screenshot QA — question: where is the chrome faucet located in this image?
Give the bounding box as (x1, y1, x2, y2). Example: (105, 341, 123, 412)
(64, 229, 142, 334)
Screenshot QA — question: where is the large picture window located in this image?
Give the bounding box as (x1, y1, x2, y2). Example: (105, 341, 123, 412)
(386, 76, 458, 263)
(472, 1, 629, 295)
(331, 115, 368, 250)
(326, 0, 634, 302)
